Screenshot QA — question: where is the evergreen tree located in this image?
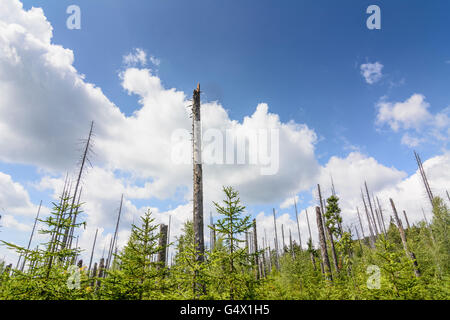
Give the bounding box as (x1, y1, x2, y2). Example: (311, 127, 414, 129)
(210, 186, 253, 299)
(101, 209, 166, 299)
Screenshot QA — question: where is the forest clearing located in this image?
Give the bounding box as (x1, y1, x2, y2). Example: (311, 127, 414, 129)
(0, 84, 448, 301)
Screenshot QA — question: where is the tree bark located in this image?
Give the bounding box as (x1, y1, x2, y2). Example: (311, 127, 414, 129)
(390, 198, 420, 277)
(192, 84, 205, 295)
(316, 206, 332, 281)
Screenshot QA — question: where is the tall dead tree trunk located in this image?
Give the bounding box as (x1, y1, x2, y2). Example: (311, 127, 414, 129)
(157, 224, 168, 269)
(376, 197, 387, 236)
(20, 200, 42, 272)
(356, 207, 366, 242)
(88, 228, 98, 275)
(403, 210, 411, 229)
(252, 219, 259, 280)
(390, 198, 421, 277)
(361, 189, 376, 247)
(414, 151, 434, 206)
(166, 215, 171, 266)
(305, 208, 316, 270)
(281, 224, 286, 252)
(365, 182, 379, 236)
(316, 206, 332, 281)
(294, 198, 302, 250)
(192, 83, 205, 295)
(317, 185, 328, 242)
(63, 121, 94, 251)
(106, 194, 123, 270)
(272, 208, 280, 270)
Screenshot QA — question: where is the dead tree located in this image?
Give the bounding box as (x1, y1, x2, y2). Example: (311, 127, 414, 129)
(390, 198, 421, 277)
(294, 198, 302, 250)
(281, 224, 286, 252)
(356, 207, 366, 242)
(88, 228, 98, 275)
(361, 189, 376, 247)
(272, 208, 280, 270)
(157, 224, 168, 269)
(166, 215, 171, 266)
(316, 206, 332, 281)
(305, 208, 316, 270)
(376, 197, 387, 235)
(403, 210, 411, 229)
(365, 182, 380, 236)
(317, 184, 328, 241)
(414, 151, 434, 206)
(63, 121, 94, 251)
(20, 200, 42, 272)
(252, 219, 259, 280)
(192, 83, 205, 294)
(106, 194, 123, 270)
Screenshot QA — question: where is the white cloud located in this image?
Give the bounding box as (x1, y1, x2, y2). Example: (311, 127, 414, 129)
(123, 48, 147, 67)
(279, 195, 299, 209)
(401, 133, 423, 148)
(360, 62, 383, 84)
(376, 94, 431, 131)
(0, 172, 44, 217)
(376, 94, 449, 148)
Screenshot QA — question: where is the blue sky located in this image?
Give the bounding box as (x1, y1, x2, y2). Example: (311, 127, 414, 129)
(20, 0, 449, 168)
(0, 0, 449, 264)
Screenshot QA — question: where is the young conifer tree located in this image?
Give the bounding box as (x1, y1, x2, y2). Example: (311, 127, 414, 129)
(210, 186, 253, 300)
(102, 209, 165, 300)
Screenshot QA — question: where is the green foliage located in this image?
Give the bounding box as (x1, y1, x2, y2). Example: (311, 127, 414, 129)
(0, 189, 448, 300)
(99, 209, 167, 299)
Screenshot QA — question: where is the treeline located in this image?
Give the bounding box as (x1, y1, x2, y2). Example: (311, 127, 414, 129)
(0, 185, 449, 300)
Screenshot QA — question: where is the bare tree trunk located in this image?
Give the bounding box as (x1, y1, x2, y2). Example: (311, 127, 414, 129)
(365, 182, 379, 235)
(316, 206, 332, 281)
(414, 151, 434, 206)
(192, 83, 205, 295)
(376, 197, 387, 235)
(157, 224, 168, 269)
(106, 194, 123, 270)
(252, 219, 259, 280)
(281, 224, 286, 252)
(166, 215, 171, 266)
(356, 207, 366, 242)
(20, 200, 42, 272)
(317, 185, 328, 241)
(88, 228, 98, 275)
(63, 121, 94, 250)
(294, 198, 302, 250)
(272, 208, 280, 270)
(390, 199, 421, 277)
(327, 225, 340, 274)
(361, 189, 376, 247)
(305, 208, 316, 270)
(403, 210, 411, 229)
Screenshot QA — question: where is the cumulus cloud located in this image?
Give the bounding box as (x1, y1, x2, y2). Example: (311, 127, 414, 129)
(376, 94, 431, 132)
(0, 172, 44, 217)
(376, 94, 449, 148)
(360, 62, 383, 84)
